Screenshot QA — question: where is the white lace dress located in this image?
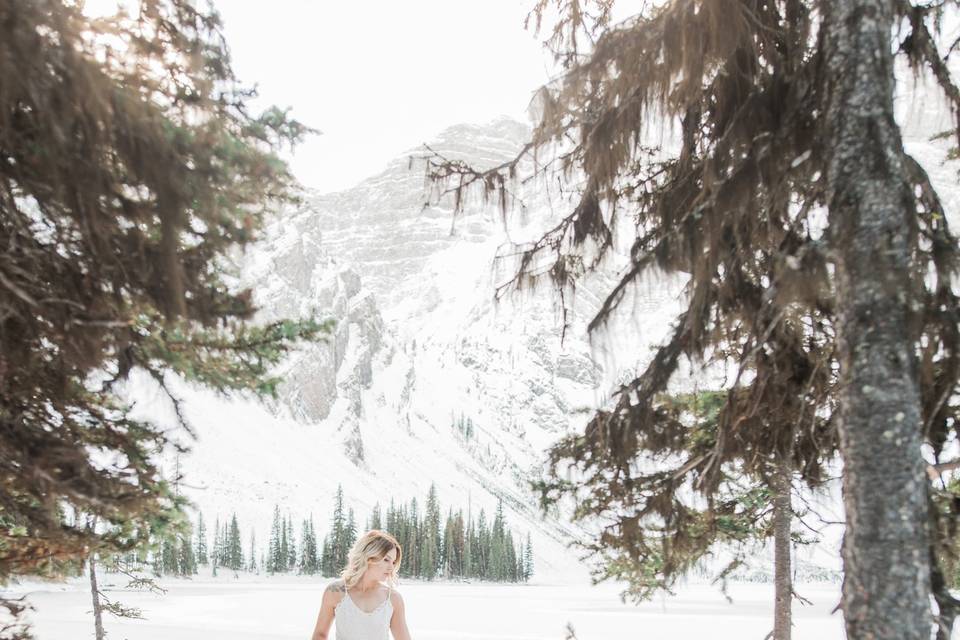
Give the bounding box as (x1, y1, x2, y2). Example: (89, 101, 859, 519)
(334, 587, 393, 640)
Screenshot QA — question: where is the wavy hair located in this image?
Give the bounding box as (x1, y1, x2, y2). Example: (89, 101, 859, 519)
(340, 529, 402, 589)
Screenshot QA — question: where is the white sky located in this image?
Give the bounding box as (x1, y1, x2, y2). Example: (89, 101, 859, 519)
(214, 1, 556, 193)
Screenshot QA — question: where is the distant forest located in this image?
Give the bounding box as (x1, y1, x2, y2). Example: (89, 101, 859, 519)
(145, 483, 533, 583)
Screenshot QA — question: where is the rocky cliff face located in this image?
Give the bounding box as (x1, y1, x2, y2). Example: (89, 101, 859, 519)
(248, 117, 678, 476)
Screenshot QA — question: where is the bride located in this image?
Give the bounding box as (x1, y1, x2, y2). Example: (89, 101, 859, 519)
(310, 530, 412, 640)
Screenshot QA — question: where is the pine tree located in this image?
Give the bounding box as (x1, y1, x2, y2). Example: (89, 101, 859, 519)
(279, 514, 289, 574)
(321, 533, 334, 577)
(523, 534, 533, 582)
(249, 529, 257, 573)
(463, 516, 474, 580)
(344, 508, 357, 566)
(286, 515, 297, 571)
(212, 516, 221, 571)
(227, 514, 243, 571)
(422, 484, 441, 579)
(407, 498, 420, 578)
(476, 510, 488, 580)
(220, 520, 230, 568)
(385, 499, 398, 535)
(442, 511, 455, 578)
(196, 512, 208, 566)
(268, 506, 282, 574)
(505, 534, 517, 583)
(0, 0, 327, 586)
(369, 503, 382, 531)
(179, 531, 197, 576)
(330, 486, 347, 573)
(300, 518, 319, 574)
(490, 500, 506, 581)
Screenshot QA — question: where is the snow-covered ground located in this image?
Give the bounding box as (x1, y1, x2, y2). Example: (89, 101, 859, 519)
(10, 573, 845, 640)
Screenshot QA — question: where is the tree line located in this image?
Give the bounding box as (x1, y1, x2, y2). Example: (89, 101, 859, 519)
(146, 483, 533, 583)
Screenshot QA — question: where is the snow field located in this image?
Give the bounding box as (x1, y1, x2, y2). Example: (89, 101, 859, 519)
(11, 574, 845, 640)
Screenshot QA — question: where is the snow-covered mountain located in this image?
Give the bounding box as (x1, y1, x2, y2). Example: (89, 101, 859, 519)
(127, 117, 681, 583)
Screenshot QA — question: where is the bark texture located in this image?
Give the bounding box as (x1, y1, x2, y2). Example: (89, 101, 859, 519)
(822, 0, 931, 637)
(88, 555, 105, 640)
(772, 459, 792, 640)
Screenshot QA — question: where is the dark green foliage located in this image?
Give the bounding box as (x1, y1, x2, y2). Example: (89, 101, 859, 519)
(145, 489, 534, 583)
(381, 497, 528, 582)
(320, 533, 334, 577)
(285, 515, 297, 571)
(326, 485, 348, 574)
(0, 0, 329, 585)
(368, 503, 382, 531)
(268, 506, 283, 574)
(195, 512, 208, 566)
(299, 518, 319, 575)
(523, 533, 533, 582)
(248, 529, 257, 573)
(225, 514, 243, 571)
(453, 413, 475, 440)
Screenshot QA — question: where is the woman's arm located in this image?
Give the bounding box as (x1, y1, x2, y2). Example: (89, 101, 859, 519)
(310, 581, 344, 640)
(389, 591, 412, 640)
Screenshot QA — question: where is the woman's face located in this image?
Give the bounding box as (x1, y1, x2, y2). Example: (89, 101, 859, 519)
(367, 547, 398, 580)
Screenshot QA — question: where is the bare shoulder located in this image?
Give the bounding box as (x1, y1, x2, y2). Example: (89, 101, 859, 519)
(325, 579, 347, 593)
(322, 579, 346, 607)
(389, 589, 404, 608)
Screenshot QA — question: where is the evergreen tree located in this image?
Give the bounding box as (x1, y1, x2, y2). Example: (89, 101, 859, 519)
(523, 534, 533, 582)
(249, 529, 257, 573)
(407, 498, 420, 578)
(179, 531, 197, 576)
(476, 510, 488, 580)
(300, 518, 319, 575)
(385, 499, 398, 536)
(442, 511, 456, 578)
(344, 508, 357, 566)
(220, 520, 230, 568)
(422, 484, 441, 579)
(286, 515, 298, 571)
(330, 486, 347, 572)
(321, 533, 334, 577)
(505, 534, 517, 583)
(490, 500, 507, 581)
(0, 0, 327, 586)
(196, 512, 208, 566)
(279, 514, 289, 573)
(227, 514, 243, 571)
(268, 506, 282, 574)
(453, 510, 466, 578)
(212, 516, 222, 571)
(463, 517, 475, 580)
(369, 503, 382, 531)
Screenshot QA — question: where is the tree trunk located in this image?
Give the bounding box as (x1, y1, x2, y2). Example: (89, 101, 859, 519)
(772, 458, 792, 640)
(932, 554, 959, 640)
(88, 554, 106, 640)
(822, 1, 931, 638)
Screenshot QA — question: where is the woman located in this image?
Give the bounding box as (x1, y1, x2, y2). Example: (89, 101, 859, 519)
(310, 530, 412, 640)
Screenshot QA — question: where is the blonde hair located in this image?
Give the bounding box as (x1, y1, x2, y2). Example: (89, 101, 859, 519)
(340, 530, 402, 588)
